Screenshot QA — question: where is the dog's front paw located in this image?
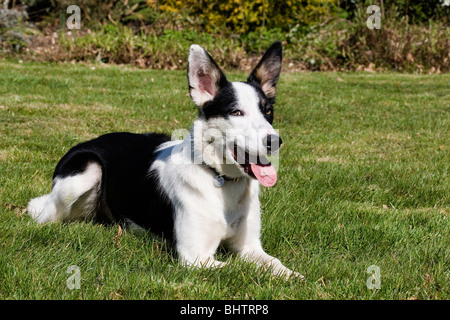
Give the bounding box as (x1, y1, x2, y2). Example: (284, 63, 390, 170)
(274, 267, 305, 280)
(180, 255, 227, 270)
(288, 270, 305, 280)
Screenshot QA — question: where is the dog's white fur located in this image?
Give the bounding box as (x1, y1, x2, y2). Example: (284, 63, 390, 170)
(152, 136, 298, 277)
(28, 43, 301, 279)
(150, 79, 298, 277)
(28, 162, 101, 223)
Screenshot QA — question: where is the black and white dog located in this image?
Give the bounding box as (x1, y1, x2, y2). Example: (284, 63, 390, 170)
(28, 41, 300, 278)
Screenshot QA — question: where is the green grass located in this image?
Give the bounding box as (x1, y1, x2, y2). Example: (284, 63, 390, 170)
(0, 60, 448, 299)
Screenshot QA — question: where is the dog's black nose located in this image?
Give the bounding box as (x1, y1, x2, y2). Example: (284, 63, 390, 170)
(264, 134, 283, 153)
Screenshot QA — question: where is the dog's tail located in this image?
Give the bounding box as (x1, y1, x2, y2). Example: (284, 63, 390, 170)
(27, 193, 57, 223)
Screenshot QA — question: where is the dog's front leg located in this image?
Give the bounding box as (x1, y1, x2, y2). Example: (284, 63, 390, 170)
(174, 206, 227, 270)
(239, 247, 301, 279)
(232, 227, 301, 279)
(228, 184, 302, 279)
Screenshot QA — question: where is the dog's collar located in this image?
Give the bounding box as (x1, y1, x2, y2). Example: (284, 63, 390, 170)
(202, 162, 240, 187)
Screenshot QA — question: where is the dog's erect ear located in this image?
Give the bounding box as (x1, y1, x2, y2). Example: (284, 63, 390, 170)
(247, 41, 282, 101)
(188, 44, 228, 107)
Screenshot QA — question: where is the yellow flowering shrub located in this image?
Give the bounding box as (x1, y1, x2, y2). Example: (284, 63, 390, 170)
(156, 0, 339, 33)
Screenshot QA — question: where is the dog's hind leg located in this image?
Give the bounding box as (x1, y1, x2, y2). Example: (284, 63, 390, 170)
(28, 162, 102, 223)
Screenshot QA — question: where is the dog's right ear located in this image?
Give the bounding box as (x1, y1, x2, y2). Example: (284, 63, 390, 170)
(247, 41, 282, 102)
(188, 45, 228, 107)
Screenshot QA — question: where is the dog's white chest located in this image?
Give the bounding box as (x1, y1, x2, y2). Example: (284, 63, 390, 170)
(152, 140, 259, 241)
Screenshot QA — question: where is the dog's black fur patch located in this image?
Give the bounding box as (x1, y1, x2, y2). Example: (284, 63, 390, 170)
(54, 132, 175, 240)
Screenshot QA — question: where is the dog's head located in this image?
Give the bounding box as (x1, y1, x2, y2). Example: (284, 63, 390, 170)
(187, 42, 283, 187)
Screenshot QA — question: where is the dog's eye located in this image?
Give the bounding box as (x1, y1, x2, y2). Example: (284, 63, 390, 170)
(265, 109, 272, 116)
(230, 110, 243, 116)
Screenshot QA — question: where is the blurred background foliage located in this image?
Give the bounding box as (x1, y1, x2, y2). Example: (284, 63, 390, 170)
(1, 0, 449, 72)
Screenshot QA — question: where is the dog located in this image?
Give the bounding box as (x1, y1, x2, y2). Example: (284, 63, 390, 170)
(27, 41, 300, 278)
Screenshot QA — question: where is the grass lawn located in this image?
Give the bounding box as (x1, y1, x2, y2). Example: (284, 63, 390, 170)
(0, 60, 448, 299)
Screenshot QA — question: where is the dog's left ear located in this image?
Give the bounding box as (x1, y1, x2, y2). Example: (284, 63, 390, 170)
(247, 41, 283, 101)
(188, 44, 228, 107)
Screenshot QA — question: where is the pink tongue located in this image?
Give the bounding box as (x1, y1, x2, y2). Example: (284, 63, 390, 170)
(250, 163, 277, 187)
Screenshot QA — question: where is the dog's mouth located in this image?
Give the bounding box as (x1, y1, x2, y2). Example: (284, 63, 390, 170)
(230, 144, 277, 187)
